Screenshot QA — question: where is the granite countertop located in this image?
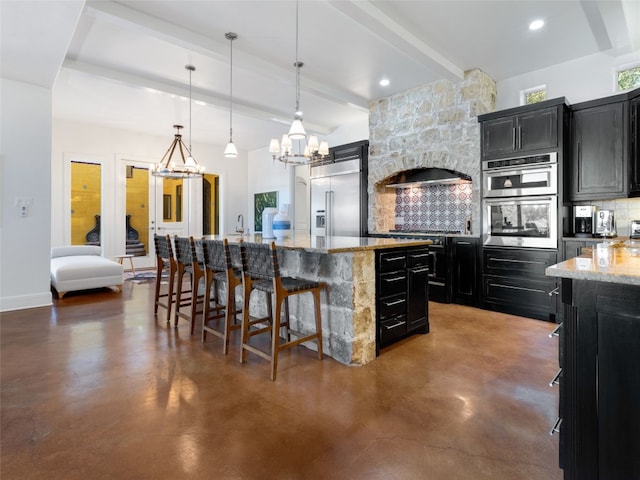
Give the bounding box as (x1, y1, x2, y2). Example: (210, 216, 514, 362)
(205, 233, 432, 254)
(546, 240, 640, 286)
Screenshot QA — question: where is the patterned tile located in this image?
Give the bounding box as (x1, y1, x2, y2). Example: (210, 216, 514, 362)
(394, 184, 473, 232)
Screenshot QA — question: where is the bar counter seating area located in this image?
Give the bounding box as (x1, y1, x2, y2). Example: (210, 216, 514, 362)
(152, 232, 434, 380)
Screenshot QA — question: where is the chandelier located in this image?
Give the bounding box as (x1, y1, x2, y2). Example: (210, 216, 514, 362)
(268, 1, 329, 165)
(152, 65, 204, 178)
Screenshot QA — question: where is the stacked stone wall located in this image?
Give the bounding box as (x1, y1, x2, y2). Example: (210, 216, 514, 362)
(368, 69, 496, 235)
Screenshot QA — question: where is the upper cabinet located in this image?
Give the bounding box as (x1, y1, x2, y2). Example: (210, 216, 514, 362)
(480, 100, 563, 159)
(630, 92, 640, 196)
(570, 99, 627, 200)
(569, 88, 640, 201)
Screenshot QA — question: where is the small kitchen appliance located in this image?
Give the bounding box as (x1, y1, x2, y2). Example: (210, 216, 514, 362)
(630, 220, 640, 239)
(573, 205, 596, 237)
(594, 209, 616, 238)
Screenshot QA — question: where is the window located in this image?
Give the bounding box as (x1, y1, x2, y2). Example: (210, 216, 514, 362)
(520, 85, 547, 105)
(616, 65, 640, 91)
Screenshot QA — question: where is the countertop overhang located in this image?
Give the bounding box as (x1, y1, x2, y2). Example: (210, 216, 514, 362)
(207, 234, 432, 254)
(546, 242, 640, 286)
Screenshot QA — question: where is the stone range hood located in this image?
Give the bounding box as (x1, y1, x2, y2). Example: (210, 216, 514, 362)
(385, 167, 472, 188)
(367, 69, 497, 234)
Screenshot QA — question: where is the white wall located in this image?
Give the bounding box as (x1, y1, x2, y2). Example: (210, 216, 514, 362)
(52, 119, 249, 251)
(496, 51, 640, 109)
(1, 79, 54, 311)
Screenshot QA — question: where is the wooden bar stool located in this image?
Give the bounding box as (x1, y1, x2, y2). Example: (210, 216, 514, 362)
(152, 234, 177, 323)
(239, 241, 324, 381)
(201, 238, 243, 354)
(173, 236, 206, 335)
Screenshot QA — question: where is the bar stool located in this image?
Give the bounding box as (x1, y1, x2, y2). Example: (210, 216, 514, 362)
(153, 234, 177, 324)
(173, 236, 206, 335)
(201, 238, 243, 354)
(239, 241, 324, 381)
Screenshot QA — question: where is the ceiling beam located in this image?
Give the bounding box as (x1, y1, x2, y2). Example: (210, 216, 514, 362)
(328, 0, 464, 82)
(62, 58, 333, 135)
(82, 0, 369, 111)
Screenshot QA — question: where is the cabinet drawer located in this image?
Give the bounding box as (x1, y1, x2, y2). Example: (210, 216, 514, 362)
(379, 271, 407, 297)
(379, 315, 407, 345)
(407, 248, 430, 267)
(378, 251, 406, 273)
(483, 247, 557, 278)
(483, 274, 557, 319)
(379, 293, 407, 319)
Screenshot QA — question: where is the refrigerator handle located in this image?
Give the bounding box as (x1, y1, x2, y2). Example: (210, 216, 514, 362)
(325, 190, 334, 236)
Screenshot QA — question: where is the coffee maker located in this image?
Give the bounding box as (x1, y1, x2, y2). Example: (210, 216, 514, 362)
(573, 205, 596, 237)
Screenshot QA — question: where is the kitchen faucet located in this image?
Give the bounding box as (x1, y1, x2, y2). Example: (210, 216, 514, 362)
(236, 214, 244, 233)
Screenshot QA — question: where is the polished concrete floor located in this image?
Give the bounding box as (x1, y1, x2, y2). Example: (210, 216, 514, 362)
(1, 280, 563, 479)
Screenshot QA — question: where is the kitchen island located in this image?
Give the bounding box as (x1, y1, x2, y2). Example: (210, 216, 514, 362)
(545, 242, 640, 480)
(212, 234, 433, 366)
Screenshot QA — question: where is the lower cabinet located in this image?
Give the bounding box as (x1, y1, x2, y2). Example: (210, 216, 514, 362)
(376, 247, 429, 353)
(482, 247, 559, 321)
(559, 279, 640, 479)
(451, 237, 480, 306)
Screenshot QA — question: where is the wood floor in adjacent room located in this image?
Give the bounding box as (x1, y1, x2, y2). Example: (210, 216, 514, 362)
(1, 280, 562, 479)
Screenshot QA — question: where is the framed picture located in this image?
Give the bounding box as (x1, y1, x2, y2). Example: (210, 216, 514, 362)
(254, 191, 278, 232)
(163, 194, 172, 220)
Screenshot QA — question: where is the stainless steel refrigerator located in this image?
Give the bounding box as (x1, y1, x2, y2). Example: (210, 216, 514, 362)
(310, 158, 367, 237)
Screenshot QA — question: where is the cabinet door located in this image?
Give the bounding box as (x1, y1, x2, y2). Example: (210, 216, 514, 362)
(563, 240, 586, 260)
(482, 116, 517, 158)
(630, 97, 640, 196)
(407, 266, 429, 332)
(571, 102, 627, 200)
(518, 107, 558, 151)
(451, 239, 479, 306)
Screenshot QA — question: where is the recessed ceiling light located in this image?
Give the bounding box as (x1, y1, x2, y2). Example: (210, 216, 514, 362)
(379, 78, 390, 87)
(529, 19, 544, 31)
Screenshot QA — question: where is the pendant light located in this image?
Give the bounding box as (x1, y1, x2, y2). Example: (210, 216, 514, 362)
(268, 0, 329, 165)
(153, 65, 204, 178)
(224, 32, 238, 158)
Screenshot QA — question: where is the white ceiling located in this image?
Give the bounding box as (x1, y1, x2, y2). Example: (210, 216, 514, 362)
(2, 0, 639, 151)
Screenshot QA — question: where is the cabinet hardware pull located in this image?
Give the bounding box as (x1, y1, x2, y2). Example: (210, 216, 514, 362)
(492, 257, 541, 265)
(549, 368, 562, 387)
(384, 276, 406, 283)
(457, 241, 471, 245)
(384, 299, 406, 307)
(384, 321, 405, 330)
(548, 287, 560, 296)
(412, 267, 430, 274)
(549, 417, 562, 435)
(489, 282, 545, 294)
(512, 127, 516, 150)
(384, 256, 405, 262)
(549, 323, 562, 338)
(517, 125, 522, 150)
(428, 281, 446, 287)
(410, 253, 430, 259)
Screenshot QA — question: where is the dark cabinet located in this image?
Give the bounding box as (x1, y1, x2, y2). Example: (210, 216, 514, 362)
(570, 100, 628, 200)
(559, 279, 640, 479)
(451, 237, 479, 306)
(376, 247, 429, 353)
(563, 240, 587, 260)
(481, 105, 558, 159)
(482, 247, 559, 321)
(630, 94, 640, 196)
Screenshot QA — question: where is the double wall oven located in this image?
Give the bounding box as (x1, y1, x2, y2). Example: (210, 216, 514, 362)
(482, 152, 558, 249)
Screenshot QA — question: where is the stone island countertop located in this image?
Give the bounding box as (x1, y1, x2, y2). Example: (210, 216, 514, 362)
(545, 240, 640, 286)
(217, 233, 433, 253)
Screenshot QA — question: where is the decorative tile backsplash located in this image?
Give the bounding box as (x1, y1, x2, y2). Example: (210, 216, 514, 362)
(394, 183, 473, 232)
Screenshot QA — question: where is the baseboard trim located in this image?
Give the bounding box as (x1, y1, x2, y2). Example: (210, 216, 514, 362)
(0, 292, 53, 312)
